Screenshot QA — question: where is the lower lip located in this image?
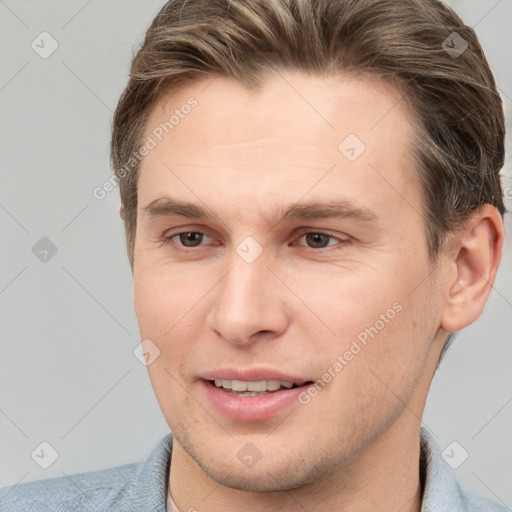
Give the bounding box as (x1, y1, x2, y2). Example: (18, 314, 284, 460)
(201, 380, 309, 421)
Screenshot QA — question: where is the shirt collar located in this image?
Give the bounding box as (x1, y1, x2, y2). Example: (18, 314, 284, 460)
(419, 426, 467, 511)
(131, 433, 173, 512)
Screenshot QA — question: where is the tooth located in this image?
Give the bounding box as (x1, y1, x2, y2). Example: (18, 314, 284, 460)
(231, 380, 248, 391)
(267, 380, 281, 391)
(247, 381, 268, 392)
(216, 379, 297, 392)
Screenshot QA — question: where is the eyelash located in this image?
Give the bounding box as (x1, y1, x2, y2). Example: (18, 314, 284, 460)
(161, 229, 349, 252)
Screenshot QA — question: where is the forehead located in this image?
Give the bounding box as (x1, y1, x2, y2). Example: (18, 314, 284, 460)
(137, 71, 421, 223)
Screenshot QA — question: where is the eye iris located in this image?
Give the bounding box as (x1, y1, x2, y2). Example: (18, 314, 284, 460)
(306, 233, 330, 248)
(179, 232, 203, 247)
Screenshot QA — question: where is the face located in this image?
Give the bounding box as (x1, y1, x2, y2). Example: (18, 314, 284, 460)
(133, 72, 447, 492)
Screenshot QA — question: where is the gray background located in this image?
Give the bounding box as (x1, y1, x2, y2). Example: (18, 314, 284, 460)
(0, 0, 511, 507)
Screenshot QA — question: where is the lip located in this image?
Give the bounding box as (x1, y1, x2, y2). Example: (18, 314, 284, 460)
(201, 367, 310, 386)
(200, 379, 312, 421)
(199, 367, 314, 422)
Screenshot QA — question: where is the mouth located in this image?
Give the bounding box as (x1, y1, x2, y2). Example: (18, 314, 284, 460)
(208, 378, 311, 397)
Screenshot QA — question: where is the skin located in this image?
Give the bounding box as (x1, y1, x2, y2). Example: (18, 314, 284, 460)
(131, 71, 503, 512)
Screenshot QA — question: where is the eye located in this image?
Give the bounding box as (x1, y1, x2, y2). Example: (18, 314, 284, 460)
(161, 229, 349, 251)
(163, 231, 212, 248)
(295, 230, 349, 250)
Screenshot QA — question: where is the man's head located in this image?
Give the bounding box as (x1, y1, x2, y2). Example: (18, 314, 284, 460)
(110, 0, 504, 496)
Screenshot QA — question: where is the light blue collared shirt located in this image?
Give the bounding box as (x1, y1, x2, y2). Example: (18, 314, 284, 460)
(1, 428, 509, 511)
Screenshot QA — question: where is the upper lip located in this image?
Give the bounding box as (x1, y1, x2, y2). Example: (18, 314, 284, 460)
(201, 368, 312, 386)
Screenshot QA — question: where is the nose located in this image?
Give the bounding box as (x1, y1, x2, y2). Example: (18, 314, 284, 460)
(206, 247, 289, 346)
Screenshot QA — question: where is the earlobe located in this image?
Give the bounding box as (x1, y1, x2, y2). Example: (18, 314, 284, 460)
(440, 205, 503, 333)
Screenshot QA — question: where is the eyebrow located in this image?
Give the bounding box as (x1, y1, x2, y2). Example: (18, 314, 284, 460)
(141, 196, 378, 224)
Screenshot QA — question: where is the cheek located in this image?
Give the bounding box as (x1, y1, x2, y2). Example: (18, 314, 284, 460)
(133, 264, 194, 337)
(307, 304, 430, 443)
(134, 271, 198, 417)
(313, 262, 436, 394)
(133, 265, 210, 379)
(309, 267, 400, 338)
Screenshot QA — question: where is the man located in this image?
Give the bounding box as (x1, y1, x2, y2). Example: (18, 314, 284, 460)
(1, 0, 509, 511)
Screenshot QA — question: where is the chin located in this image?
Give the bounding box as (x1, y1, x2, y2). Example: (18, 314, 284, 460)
(200, 461, 315, 492)
(182, 436, 337, 493)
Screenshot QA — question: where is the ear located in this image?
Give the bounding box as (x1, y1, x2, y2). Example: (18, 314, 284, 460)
(440, 205, 504, 333)
(119, 204, 126, 220)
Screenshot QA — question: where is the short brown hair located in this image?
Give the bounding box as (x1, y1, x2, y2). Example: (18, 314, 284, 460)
(110, 0, 505, 272)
